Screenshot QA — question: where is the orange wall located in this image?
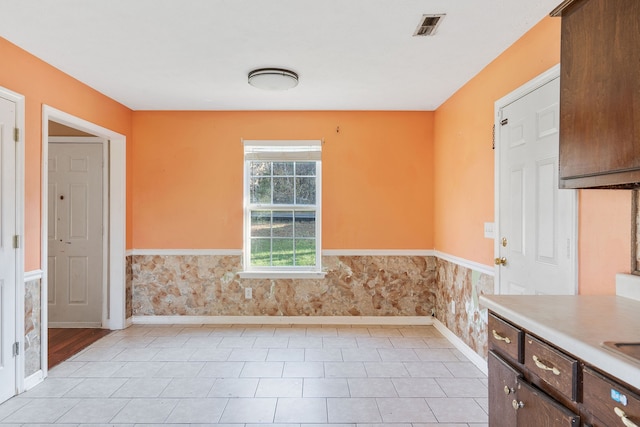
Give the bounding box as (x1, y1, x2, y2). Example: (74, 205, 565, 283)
(433, 17, 631, 294)
(131, 111, 434, 250)
(578, 190, 632, 294)
(0, 37, 133, 271)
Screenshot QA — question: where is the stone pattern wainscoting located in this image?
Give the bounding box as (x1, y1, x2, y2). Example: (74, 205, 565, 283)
(130, 255, 437, 317)
(435, 258, 494, 358)
(126, 257, 133, 319)
(24, 277, 41, 377)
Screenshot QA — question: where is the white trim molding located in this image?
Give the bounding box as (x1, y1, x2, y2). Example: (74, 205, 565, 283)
(0, 86, 26, 396)
(128, 249, 243, 256)
(126, 249, 437, 257)
(23, 370, 44, 391)
(130, 315, 487, 373)
(323, 249, 436, 257)
(133, 315, 435, 326)
(432, 318, 488, 375)
(24, 270, 43, 283)
(42, 105, 128, 349)
(238, 271, 327, 280)
(433, 251, 494, 276)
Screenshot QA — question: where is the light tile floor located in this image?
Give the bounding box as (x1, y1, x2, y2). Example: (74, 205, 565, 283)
(0, 324, 488, 426)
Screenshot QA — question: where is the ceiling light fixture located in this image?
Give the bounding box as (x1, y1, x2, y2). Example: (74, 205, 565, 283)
(248, 68, 299, 90)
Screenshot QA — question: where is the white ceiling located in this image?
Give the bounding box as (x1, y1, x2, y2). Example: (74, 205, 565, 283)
(0, 0, 560, 111)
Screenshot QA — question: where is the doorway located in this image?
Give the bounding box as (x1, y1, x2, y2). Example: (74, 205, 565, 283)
(42, 106, 127, 376)
(494, 65, 578, 295)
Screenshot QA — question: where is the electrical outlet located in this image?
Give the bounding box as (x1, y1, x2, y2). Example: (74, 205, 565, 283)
(244, 287, 252, 299)
(450, 301, 456, 314)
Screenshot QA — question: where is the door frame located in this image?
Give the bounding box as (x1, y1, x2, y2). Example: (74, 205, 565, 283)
(48, 137, 108, 328)
(0, 87, 25, 396)
(41, 106, 126, 375)
(493, 64, 578, 295)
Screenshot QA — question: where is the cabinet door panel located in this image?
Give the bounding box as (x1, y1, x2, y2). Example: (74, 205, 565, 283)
(515, 381, 580, 427)
(489, 351, 521, 427)
(559, 0, 640, 187)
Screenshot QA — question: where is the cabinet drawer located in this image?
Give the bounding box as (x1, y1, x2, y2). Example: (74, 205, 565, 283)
(583, 367, 640, 427)
(489, 313, 523, 363)
(524, 334, 578, 401)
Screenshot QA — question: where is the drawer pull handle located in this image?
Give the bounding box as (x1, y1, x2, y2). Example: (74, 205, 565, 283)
(492, 330, 511, 344)
(504, 385, 513, 395)
(532, 355, 560, 376)
(614, 407, 638, 427)
(512, 399, 524, 410)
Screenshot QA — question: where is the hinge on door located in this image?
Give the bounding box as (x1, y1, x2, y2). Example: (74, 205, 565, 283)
(500, 118, 509, 126)
(12, 342, 20, 357)
(13, 235, 19, 249)
(14, 127, 20, 142)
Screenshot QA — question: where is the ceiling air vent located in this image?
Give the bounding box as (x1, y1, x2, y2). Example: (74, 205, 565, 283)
(413, 14, 445, 36)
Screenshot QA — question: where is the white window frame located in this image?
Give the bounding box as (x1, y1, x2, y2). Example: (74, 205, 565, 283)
(239, 140, 325, 279)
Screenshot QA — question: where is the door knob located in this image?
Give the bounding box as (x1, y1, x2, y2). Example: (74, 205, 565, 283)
(494, 257, 507, 266)
(512, 399, 524, 410)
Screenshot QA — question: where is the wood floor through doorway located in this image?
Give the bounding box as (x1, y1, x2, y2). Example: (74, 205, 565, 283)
(48, 328, 112, 369)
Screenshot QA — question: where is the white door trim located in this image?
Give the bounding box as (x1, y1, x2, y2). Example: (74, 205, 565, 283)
(42, 106, 127, 374)
(0, 87, 25, 395)
(493, 64, 578, 295)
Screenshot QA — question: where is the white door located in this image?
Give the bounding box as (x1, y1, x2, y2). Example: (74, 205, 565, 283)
(48, 143, 103, 326)
(0, 96, 17, 403)
(497, 76, 577, 295)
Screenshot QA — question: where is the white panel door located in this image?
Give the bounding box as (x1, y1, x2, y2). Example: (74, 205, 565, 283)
(48, 143, 103, 326)
(0, 96, 17, 403)
(498, 77, 576, 295)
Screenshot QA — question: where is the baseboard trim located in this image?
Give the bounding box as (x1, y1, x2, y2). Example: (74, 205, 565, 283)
(432, 318, 488, 375)
(129, 315, 486, 372)
(132, 315, 434, 326)
(24, 370, 44, 391)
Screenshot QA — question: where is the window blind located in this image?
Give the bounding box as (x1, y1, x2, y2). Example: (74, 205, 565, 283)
(243, 139, 322, 161)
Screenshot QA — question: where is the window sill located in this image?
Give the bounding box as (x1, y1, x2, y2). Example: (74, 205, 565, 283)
(238, 271, 327, 280)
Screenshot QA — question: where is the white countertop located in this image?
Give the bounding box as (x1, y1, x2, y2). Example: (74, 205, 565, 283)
(480, 295, 640, 390)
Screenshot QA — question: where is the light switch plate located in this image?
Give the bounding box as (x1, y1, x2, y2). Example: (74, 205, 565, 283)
(484, 222, 495, 239)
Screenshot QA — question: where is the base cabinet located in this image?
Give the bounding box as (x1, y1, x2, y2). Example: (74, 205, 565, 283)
(489, 351, 580, 426)
(488, 312, 640, 427)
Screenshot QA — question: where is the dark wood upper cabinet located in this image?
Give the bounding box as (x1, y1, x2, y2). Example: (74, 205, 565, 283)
(552, 0, 640, 188)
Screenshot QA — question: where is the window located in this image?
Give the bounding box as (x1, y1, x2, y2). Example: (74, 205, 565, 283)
(242, 140, 322, 276)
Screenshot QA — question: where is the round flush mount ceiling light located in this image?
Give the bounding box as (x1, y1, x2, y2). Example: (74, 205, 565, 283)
(248, 68, 299, 90)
